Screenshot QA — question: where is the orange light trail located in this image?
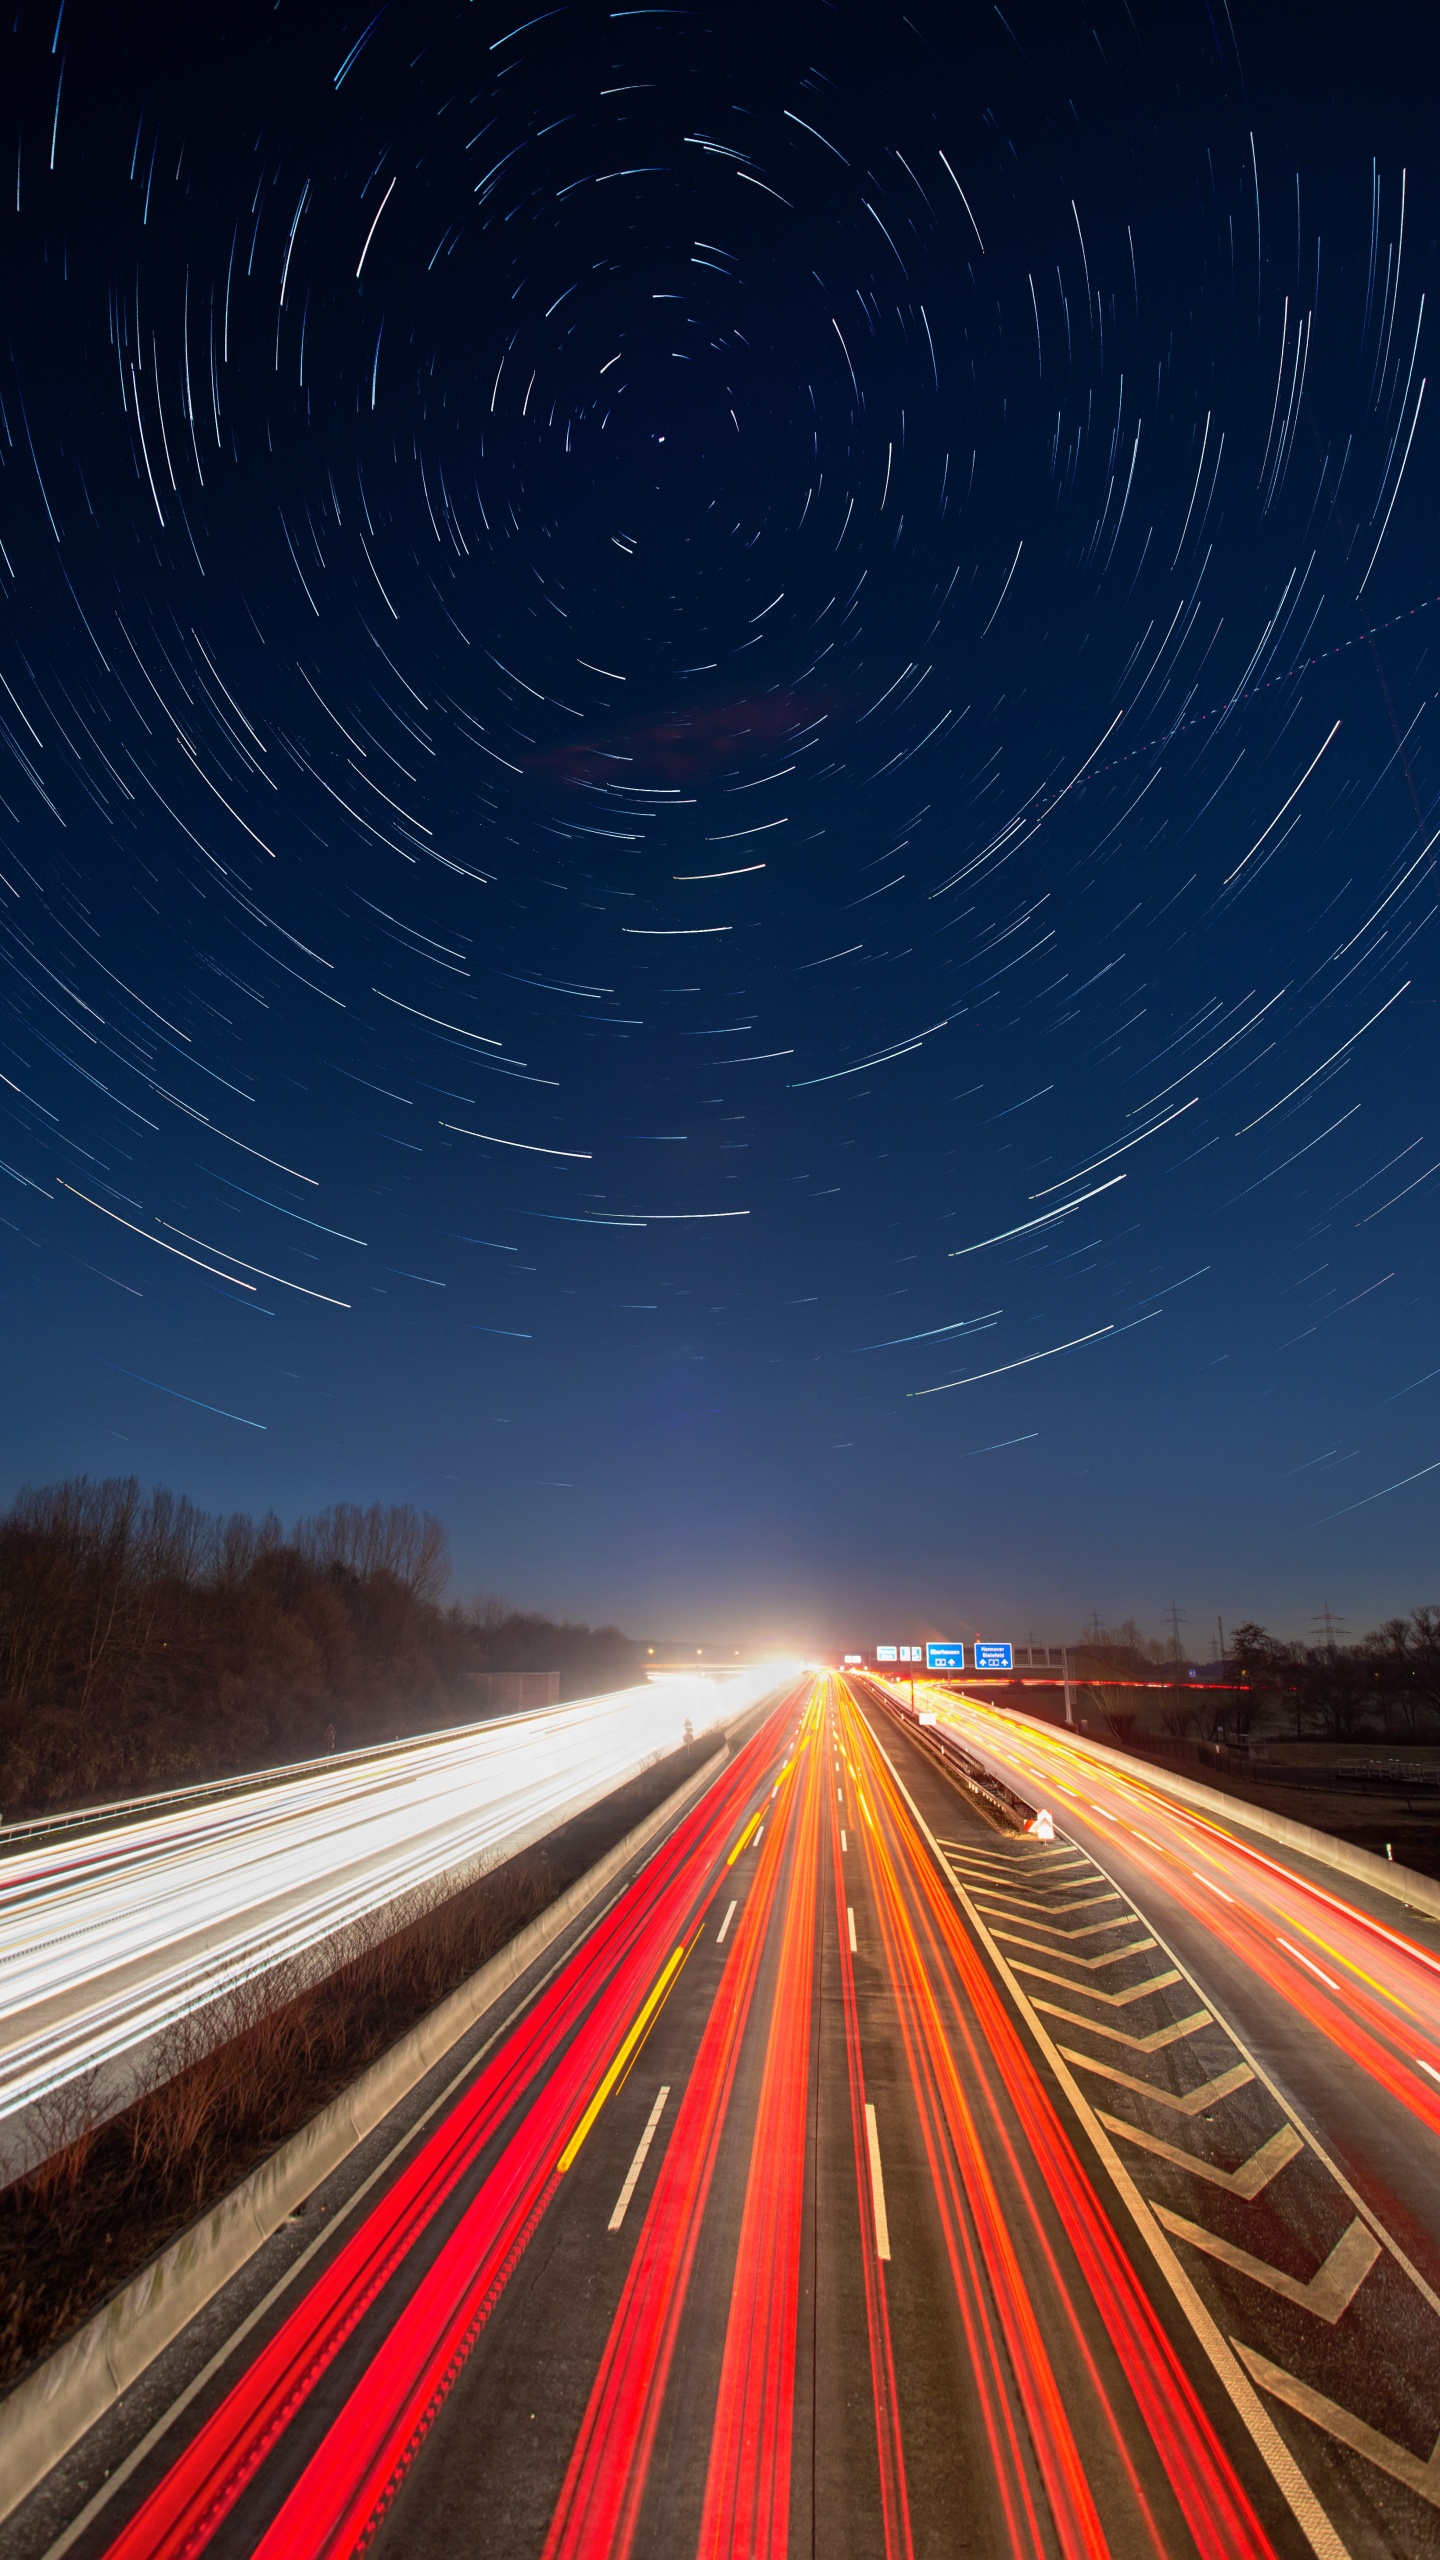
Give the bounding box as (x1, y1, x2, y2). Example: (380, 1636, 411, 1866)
(823, 1685, 915, 2560)
(911, 1687, 1440, 2146)
(839, 1682, 1284, 2560)
(540, 1709, 810, 2560)
(695, 1691, 823, 2557)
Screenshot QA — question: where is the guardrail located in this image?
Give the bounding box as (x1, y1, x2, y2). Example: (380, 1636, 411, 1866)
(859, 1680, 1038, 1832)
(0, 1665, 796, 2184)
(0, 1743, 734, 2534)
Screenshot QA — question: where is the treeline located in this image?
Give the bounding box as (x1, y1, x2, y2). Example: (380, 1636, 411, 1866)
(1059, 1614, 1440, 1745)
(1219, 1614, 1440, 1743)
(0, 1478, 641, 1816)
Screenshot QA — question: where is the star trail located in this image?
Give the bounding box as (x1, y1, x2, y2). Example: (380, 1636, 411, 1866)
(1, 0, 1436, 1635)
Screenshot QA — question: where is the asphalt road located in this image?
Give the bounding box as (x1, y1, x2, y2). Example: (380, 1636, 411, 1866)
(25, 1674, 1440, 2560)
(0, 1670, 782, 2182)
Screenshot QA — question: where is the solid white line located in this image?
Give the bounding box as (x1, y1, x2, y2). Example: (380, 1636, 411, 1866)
(847, 1905, 858, 1954)
(608, 2085, 671, 2231)
(864, 2102, 891, 2260)
(716, 1899, 737, 1944)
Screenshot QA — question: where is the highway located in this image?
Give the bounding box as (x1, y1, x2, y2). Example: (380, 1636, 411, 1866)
(19, 1676, 1440, 2560)
(0, 1669, 786, 2182)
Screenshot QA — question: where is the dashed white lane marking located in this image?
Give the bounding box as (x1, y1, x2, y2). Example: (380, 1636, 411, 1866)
(847, 1905, 858, 1954)
(608, 2086, 671, 2232)
(864, 2101, 891, 2261)
(716, 1899, 737, 1945)
(841, 1828, 848, 1852)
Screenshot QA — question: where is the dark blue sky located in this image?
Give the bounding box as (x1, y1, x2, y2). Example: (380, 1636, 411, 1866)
(2, 0, 1438, 1650)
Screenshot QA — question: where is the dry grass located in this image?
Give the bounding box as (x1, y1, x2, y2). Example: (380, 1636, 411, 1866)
(0, 1739, 713, 2387)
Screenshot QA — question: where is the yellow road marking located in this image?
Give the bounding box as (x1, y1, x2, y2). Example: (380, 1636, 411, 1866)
(559, 1942, 687, 2172)
(728, 1806, 765, 1865)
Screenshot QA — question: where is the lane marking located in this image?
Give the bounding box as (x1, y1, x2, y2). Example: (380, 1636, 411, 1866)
(840, 1827, 848, 1851)
(856, 1700, 1352, 2560)
(559, 1943, 686, 2172)
(1010, 1958, 1178, 2000)
(715, 1898, 737, 1944)
(847, 1905, 858, 1954)
(727, 1805, 765, 1865)
(1037, 2003, 1213, 2055)
(1058, 2052, 1254, 2115)
(1235, 2342, 1440, 2509)
(1097, 2115, 1304, 2199)
(1154, 2210, 1381, 2324)
(863, 2100, 891, 2261)
(17, 1684, 795, 2560)
(972, 1887, 1122, 1915)
(1278, 1936, 1342, 1992)
(986, 1917, 1151, 1949)
(608, 2086, 671, 2231)
(1191, 1869, 1236, 1902)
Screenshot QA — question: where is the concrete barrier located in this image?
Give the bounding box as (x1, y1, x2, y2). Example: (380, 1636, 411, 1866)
(0, 1742, 731, 2530)
(982, 1715, 1440, 1924)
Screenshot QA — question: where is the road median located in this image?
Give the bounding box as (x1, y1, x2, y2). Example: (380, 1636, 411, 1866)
(0, 1741, 730, 2532)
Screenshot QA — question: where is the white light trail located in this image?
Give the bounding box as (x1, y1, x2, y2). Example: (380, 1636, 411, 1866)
(0, 1668, 792, 2176)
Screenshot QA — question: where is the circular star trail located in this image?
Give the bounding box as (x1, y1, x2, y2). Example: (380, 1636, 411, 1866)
(1, 0, 1437, 1629)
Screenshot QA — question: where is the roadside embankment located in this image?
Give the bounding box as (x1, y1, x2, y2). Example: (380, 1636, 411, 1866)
(0, 1733, 723, 2398)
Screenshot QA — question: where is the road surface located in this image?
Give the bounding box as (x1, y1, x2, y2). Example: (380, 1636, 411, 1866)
(18, 1674, 1440, 2560)
(0, 1669, 784, 2180)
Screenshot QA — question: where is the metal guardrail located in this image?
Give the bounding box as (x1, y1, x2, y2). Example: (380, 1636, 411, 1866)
(858, 1679, 1038, 1833)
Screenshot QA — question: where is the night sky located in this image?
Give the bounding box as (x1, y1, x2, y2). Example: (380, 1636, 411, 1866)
(2, 0, 1438, 1649)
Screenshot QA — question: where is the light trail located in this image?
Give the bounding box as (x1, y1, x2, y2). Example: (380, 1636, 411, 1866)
(696, 1689, 822, 2558)
(824, 1686, 914, 2560)
(539, 1705, 810, 2560)
(900, 1684, 1440, 2144)
(82, 1671, 1439, 2559)
(0, 1667, 794, 2173)
(97, 1690, 804, 2560)
(866, 1675, 1440, 2550)
(840, 1681, 1285, 2560)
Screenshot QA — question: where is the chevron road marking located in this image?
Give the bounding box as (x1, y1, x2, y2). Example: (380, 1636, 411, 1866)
(977, 1882, 1123, 1906)
(942, 1845, 1090, 1873)
(1096, 2115, 1304, 2199)
(1058, 2051, 1256, 2113)
(871, 1704, 1440, 2550)
(1153, 2210, 1381, 2324)
(862, 1724, 1351, 2560)
(987, 1915, 1156, 1945)
(1036, 2003, 1213, 2055)
(1234, 2343, 1440, 2510)
(1012, 1961, 1180, 2001)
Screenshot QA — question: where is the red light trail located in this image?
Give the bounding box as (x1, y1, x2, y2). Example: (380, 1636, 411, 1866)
(85, 1673, 1440, 2560)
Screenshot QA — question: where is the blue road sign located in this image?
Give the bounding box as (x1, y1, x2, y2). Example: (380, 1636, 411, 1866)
(926, 1642, 966, 1671)
(875, 1644, 898, 1661)
(974, 1641, 1013, 1672)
